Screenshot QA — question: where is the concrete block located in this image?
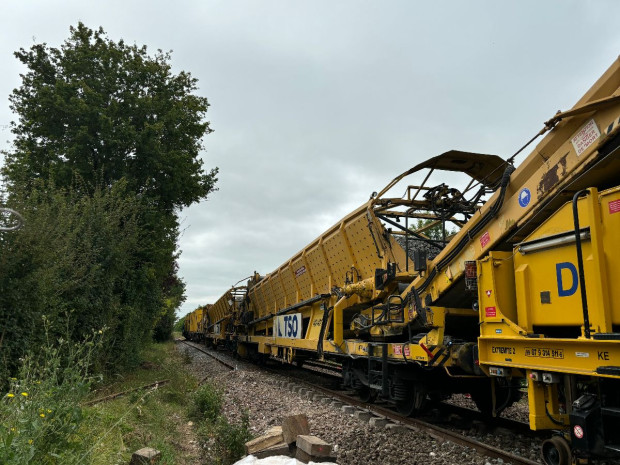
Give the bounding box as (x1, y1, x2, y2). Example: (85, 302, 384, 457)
(369, 417, 389, 428)
(330, 400, 343, 408)
(130, 448, 161, 465)
(341, 405, 355, 414)
(282, 414, 310, 444)
(245, 426, 284, 454)
(354, 410, 372, 422)
(296, 435, 333, 457)
(385, 423, 408, 433)
(312, 394, 325, 401)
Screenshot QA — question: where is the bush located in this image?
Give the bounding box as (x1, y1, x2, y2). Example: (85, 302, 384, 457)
(201, 412, 252, 465)
(0, 322, 103, 464)
(188, 383, 222, 423)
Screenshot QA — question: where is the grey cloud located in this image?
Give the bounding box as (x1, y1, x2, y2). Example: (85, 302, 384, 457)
(1, 1, 619, 314)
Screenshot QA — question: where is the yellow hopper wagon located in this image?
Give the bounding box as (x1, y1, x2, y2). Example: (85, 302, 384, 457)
(196, 57, 620, 465)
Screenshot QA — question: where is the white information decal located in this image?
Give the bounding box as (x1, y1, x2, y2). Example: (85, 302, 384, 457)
(571, 119, 600, 156)
(274, 313, 303, 339)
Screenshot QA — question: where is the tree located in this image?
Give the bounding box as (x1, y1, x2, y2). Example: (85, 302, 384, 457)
(0, 23, 218, 371)
(411, 218, 457, 241)
(3, 22, 218, 211)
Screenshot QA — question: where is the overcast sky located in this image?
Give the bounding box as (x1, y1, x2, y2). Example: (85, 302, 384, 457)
(1, 1, 619, 316)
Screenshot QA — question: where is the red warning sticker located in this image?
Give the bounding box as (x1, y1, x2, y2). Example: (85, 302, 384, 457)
(394, 345, 411, 357)
(485, 306, 497, 317)
(571, 119, 600, 156)
(609, 199, 620, 214)
(480, 231, 490, 249)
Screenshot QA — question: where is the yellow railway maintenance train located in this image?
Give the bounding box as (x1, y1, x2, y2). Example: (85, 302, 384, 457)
(183, 58, 620, 465)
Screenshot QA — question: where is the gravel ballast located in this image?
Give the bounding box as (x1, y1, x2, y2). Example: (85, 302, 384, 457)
(177, 342, 544, 465)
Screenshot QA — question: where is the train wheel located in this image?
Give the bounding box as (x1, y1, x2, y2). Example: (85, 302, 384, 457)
(541, 436, 572, 465)
(357, 386, 377, 404)
(396, 383, 427, 416)
(470, 378, 520, 417)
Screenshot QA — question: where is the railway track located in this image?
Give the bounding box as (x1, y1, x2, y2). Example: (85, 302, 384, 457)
(179, 339, 540, 465)
(178, 339, 237, 370)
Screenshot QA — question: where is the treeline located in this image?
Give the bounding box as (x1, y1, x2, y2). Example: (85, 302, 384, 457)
(0, 23, 217, 380)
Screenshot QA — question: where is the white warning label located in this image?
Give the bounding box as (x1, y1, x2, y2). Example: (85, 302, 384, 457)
(571, 119, 600, 156)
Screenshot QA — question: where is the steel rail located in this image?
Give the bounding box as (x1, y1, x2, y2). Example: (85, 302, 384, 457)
(178, 339, 237, 370)
(84, 379, 170, 406)
(180, 339, 538, 464)
(280, 375, 540, 465)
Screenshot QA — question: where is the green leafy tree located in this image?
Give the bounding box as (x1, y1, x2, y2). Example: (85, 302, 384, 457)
(0, 23, 218, 372)
(412, 217, 456, 241)
(0, 181, 152, 378)
(3, 22, 218, 211)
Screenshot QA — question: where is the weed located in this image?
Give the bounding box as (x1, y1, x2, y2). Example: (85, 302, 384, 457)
(0, 321, 104, 464)
(188, 383, 222, 423)
(198, 410, 252, 465)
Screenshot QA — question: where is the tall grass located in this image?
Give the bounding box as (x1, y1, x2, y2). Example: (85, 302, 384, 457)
(189, 385, 252, 465)
(0, 321, 103, 464)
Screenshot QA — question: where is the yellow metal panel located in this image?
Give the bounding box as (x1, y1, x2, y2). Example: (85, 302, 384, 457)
(210, 290, 233, 323)
(290, 254, 312, 301)
(343, 214, 382, 278)
(527, 376, 568, 430)
(306, 307, 324, 340)
(512, 187, 620, 331)
(477, 252, 518, 333)
(269, 270, 285, 310)
(253, 283, 268, 318)
(306, 244, 330, 294)
(282, 265, 299, 306)
(188, 308, 203, 333)
(600, 187, 620, 325)
(323, 227, 351, 285)
(479, 336, 620, 376)
(514, 264, 533, 332)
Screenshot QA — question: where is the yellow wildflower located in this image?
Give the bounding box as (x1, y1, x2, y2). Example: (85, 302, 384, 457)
(47, 409, 52, 413)
(21, 392, 28, 397)
(10, 427, 16, 432)
(39, 413, 45, 418)
(6, 393, 14, 398)
(28, 439, 33, 445)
